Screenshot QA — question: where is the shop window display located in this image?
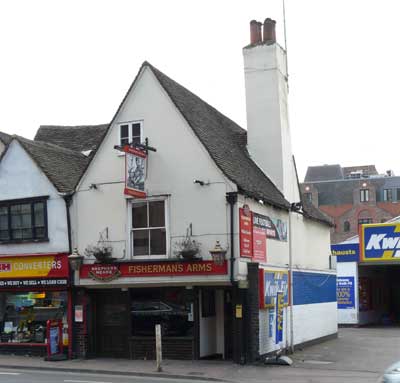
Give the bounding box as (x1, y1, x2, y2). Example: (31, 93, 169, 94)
(0, 291, 67, 343)
(131, 288, 193, 337)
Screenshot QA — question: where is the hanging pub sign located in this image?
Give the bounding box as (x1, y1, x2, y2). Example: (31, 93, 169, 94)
(124, 145, 147, 198)
(239, 205, 253, 258)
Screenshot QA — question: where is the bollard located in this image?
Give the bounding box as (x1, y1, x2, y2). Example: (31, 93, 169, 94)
(155, 324, 162, 372)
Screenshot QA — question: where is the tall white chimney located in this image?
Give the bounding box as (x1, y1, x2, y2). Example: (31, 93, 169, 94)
(243, 18, 297, 202)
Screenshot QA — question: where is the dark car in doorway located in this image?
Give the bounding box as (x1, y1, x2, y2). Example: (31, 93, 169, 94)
(131, 300, 192, 336)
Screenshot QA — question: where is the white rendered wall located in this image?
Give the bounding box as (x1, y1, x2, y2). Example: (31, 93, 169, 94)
(337, 262, 358, 324)
(243, 43, 298, 203)
(293, 301, 338, 345)
(199, 290, 217, 357)
(74, 67, 236, 284)
(0, 140, 69, 255)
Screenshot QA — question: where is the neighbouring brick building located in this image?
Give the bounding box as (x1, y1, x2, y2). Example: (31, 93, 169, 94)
(300, 164, 400, 244)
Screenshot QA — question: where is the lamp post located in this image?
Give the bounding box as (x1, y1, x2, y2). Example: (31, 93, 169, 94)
(68, 248, 84, 272)
(209, 241, 227, 266)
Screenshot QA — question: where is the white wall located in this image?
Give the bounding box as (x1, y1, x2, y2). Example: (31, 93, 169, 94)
(243, 43, 298, 203)
(74, 67, 236, 281)
(0, 140, 69, 255)
(293, 302, 338, 345)
(337, 262, 358, 324)
(199, 290, 217, 358)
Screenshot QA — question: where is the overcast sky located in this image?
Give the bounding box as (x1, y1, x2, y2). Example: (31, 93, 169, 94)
(1, 0, 398, 180)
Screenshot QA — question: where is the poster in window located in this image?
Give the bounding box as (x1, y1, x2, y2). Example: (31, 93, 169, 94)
(124, 146, 147, 198)
(239, 205, 253, 258)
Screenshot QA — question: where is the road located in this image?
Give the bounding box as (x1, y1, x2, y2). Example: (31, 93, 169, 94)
(0, 369, 210, 383)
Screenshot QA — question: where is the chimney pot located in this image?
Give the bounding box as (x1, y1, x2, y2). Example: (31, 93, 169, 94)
(263, 18, 276, 44)
(250, 20, 262, 45)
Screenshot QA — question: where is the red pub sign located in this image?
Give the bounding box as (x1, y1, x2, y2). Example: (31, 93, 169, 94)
(80, 260, 228, 281)
(239, 205, 253, 258)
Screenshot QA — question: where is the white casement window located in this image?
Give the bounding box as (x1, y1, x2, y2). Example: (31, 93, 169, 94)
(383, 189, 392, 202)
(120, 121, 142, 147)
(130, 199, 168, 258)
(360, 189, 369, 202)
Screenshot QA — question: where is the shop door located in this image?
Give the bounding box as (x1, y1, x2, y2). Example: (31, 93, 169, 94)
(95, 291, 129, 358)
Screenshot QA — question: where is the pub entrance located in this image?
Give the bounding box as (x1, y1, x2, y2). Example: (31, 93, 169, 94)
(93, 290, 130, 358)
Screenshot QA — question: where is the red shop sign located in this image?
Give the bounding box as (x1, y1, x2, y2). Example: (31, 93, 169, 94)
(81, 260, 228, 280)
(239, 205, 253, 258)
(252, 226, 267, 262)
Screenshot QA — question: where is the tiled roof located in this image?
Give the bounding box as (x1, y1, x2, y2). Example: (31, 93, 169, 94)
(144, 62, 290, 210)
(304, 165, 344, 182)
(16, 136, 89, 193)
(0, 131, 12, 146)
(34, 124, 108, 152)
(301, 199, 334, 226)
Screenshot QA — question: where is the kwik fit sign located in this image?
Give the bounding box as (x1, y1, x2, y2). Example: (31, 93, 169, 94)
(361, 223, 400, 262)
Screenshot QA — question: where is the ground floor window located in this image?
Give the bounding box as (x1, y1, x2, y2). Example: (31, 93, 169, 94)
(0, 291, 67, 343)
(131, 288, 193, 337)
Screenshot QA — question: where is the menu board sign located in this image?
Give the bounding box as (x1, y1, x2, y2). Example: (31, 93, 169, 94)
(239, 206, 253, 258)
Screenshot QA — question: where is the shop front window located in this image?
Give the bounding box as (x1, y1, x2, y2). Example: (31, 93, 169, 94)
(0, 291, 67, 343)
(131, 288, 193, 337)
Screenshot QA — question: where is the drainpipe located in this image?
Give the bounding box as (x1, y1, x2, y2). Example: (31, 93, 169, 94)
(62, 193, 74, 254)
(226, 192, 238, 285)
(61, 192, 74, 359)
(288, 208, 294, 353)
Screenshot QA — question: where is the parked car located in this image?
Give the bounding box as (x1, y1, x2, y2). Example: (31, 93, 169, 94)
(383, 361, 400, 382)
(131, 300, 192, 336)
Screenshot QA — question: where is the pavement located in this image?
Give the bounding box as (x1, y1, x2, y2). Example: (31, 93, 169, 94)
(0, 327, 398, 382)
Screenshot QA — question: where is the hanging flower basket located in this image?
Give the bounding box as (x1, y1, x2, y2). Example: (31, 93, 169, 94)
(84, 244, 114, 263)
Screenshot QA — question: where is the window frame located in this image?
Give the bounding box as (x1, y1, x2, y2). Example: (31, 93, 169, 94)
(119, 120, 143, 147)
(358, 217, 372, 226)
(383, 188, 392, 202)
(343, 221, 350, 232)
(128, 197, 169, 259)
(360, 189, 369, 202)
(0, 196, 49, 244)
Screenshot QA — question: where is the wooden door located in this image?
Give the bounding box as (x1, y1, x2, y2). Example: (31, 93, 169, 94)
(95, 291, 130, 357)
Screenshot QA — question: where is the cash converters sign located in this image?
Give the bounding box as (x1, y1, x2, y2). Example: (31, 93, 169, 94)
(360, 223, 400, 262)
(0, 254, 69, 289)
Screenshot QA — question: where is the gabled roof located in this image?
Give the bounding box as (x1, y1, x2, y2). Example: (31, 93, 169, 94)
(144, 62, 290, 210)
(35, 124, 108, 152)
(13, 136, 89, 193)
(0, 131, 12, 146)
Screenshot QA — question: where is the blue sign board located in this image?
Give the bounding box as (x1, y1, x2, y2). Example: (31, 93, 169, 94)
(331, 243, 359, 263)
(337, 277, 355, 309)
(275, 292, 284, 344)
(263, 270, 289, 308)
(361, 223, 400, 262)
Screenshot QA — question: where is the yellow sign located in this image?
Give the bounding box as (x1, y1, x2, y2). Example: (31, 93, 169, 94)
(0, 255, 66, 279)
(235, 304, 243, 319)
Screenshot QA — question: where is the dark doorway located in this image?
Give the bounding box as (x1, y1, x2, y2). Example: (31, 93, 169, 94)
(94, 290, 129, 357)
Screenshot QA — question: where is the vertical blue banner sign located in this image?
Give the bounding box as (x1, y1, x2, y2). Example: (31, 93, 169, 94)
(337, 277, 355, 309)
(275, 292, 284, 344)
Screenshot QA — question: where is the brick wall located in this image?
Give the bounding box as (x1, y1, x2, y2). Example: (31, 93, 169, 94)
(246, 262, 260, 363)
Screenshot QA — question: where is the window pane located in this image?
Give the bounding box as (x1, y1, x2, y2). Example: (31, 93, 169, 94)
(132, 203, 147, 228)
(35, 227, 46, 239)
(22, 228, 33, 239)
(149, 201, 165, 227)
(131, 136, 141, 145)
(12, 229, 22, 239)
(0, 207, 8, 230)
(131, 123, 141, 138)
(133, 230, 149, 256)
(121, 138, 129, 146)
(0, 230, 9, 240)
(120, 124, 129, 139)
(34, 202, 45, 226)
(150, 229, 166, 255)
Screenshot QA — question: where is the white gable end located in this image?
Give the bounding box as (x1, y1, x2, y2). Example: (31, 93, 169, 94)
(0, 140, 69, 255)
